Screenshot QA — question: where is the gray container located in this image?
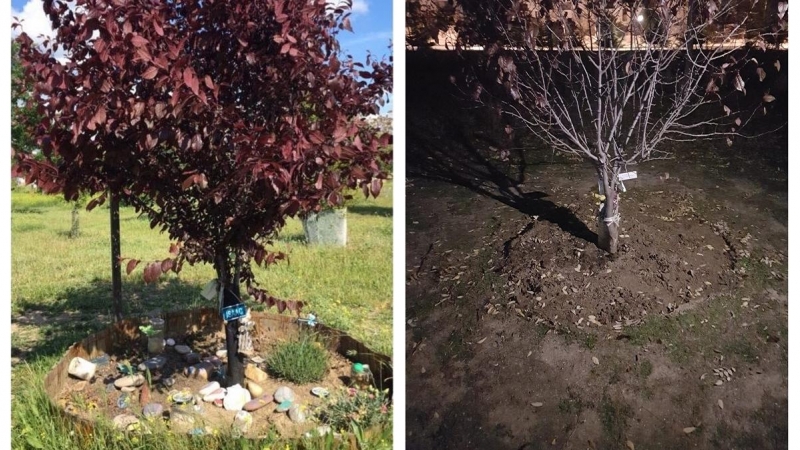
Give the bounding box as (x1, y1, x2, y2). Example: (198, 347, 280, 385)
(302, 208, 347, 246)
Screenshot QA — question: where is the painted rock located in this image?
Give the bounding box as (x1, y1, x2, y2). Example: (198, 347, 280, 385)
(244, 364, 268, 383)
(275, 400, 292, 413)
(243, 394, 273, 412)
(274, 386, 296, 403)
(232, 410, 252, 434)
(90, 354, 111, 367)
(68, 357, 97, 381)
(184, 362, 213, 380)
(139, 384, 151, 405)
(245, 380, 263, 397)
(174, 345, 192, 355)
(116, 393, 131, 409)
(204, 356, 222, 367)
(311, 387, 329, 398)
(138, 356, 167, 372)
(113, 414, 139, 430)
(223, 384, 251, 411)
(169, 408, 196, 426)
(198, 382, 220, 397)
(142, 403, 164, 418)
(203, 388, 227, 402)
(184, 353, 201, 365)
(114, 374, 145, 388)
(288, 404, 306, 423)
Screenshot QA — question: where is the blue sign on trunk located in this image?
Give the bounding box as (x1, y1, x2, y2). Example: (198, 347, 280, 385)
(221, 304, 247, 322)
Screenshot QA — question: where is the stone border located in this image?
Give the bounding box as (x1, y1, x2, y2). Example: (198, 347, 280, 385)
(44, 307, 392, 435)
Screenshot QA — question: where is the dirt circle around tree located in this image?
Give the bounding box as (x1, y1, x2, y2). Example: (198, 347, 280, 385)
(497, 195, 747, 329)
(45, 308, 391, 440)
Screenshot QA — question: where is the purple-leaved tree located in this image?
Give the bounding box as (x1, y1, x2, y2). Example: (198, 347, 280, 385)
(15, 0, 392, 385)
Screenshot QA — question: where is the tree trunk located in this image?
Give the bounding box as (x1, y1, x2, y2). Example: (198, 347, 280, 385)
(596, 166, 620, 254)
(110, 191, 123, 321)
(215, 251, 245, 387)
(69, 203, 80, 238)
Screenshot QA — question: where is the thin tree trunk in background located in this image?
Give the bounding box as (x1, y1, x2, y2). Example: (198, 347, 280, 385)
(69, 203, 80, 238)
(110, 191, 122, 321)
(685, 0, 697, 74)
(215, 251, 245, 387)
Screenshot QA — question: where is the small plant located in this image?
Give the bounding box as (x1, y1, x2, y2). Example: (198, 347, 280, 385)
(116, 360, 135, 375)
(267, 333, 329, 384)
(314, 385, 392, 433)
(139, 325, 157, 337)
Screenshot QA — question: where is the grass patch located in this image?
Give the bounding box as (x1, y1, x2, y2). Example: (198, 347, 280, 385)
(314, 386, 392, 435)
(558, 388, 587, 415)
(637, 359, 653, 379)
(267, 333, 330, 384)
(723, 338, 759, 364)
(599, 394, 633, 448)
(12, 185, 392, 354)
(627, 297, 733, 365)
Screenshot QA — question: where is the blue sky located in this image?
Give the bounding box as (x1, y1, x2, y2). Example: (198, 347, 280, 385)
(11, 0, 393, 114)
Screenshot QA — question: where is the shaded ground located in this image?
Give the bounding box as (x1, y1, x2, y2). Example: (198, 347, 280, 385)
(405, 51, 787, 450)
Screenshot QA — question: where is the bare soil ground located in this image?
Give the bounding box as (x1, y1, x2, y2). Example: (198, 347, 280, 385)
(405, 52, 787, 450)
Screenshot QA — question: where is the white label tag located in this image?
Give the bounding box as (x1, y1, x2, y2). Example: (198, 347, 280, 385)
(619, 171, 638, 181)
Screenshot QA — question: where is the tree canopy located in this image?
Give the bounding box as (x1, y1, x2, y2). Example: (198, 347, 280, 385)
(14, 0, 393, 312)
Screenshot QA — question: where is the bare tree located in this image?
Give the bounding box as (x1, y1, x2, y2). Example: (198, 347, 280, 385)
(421, 0, 785, 254)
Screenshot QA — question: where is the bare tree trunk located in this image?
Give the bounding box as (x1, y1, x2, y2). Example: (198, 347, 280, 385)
(596, 166, 620, 254)
(215, 251, 245, 387)
(110, 191, 123, 321)
(69, 203, 80, 238)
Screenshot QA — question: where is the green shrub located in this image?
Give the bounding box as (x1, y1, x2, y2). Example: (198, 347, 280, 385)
(267, 333, 329, 384)
(314, 385, 392, 433)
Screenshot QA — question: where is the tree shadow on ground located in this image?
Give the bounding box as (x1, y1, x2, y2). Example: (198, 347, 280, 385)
(348, 204, 392, 217)
(12, 277, 207, 364)
(407, 108, 597, 246)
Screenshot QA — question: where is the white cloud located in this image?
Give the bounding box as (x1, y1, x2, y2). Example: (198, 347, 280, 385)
(351, 0, 368, 15)
(11, 0, 55, 43)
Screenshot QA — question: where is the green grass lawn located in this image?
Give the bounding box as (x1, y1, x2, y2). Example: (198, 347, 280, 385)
(11, 183, 393, 449)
